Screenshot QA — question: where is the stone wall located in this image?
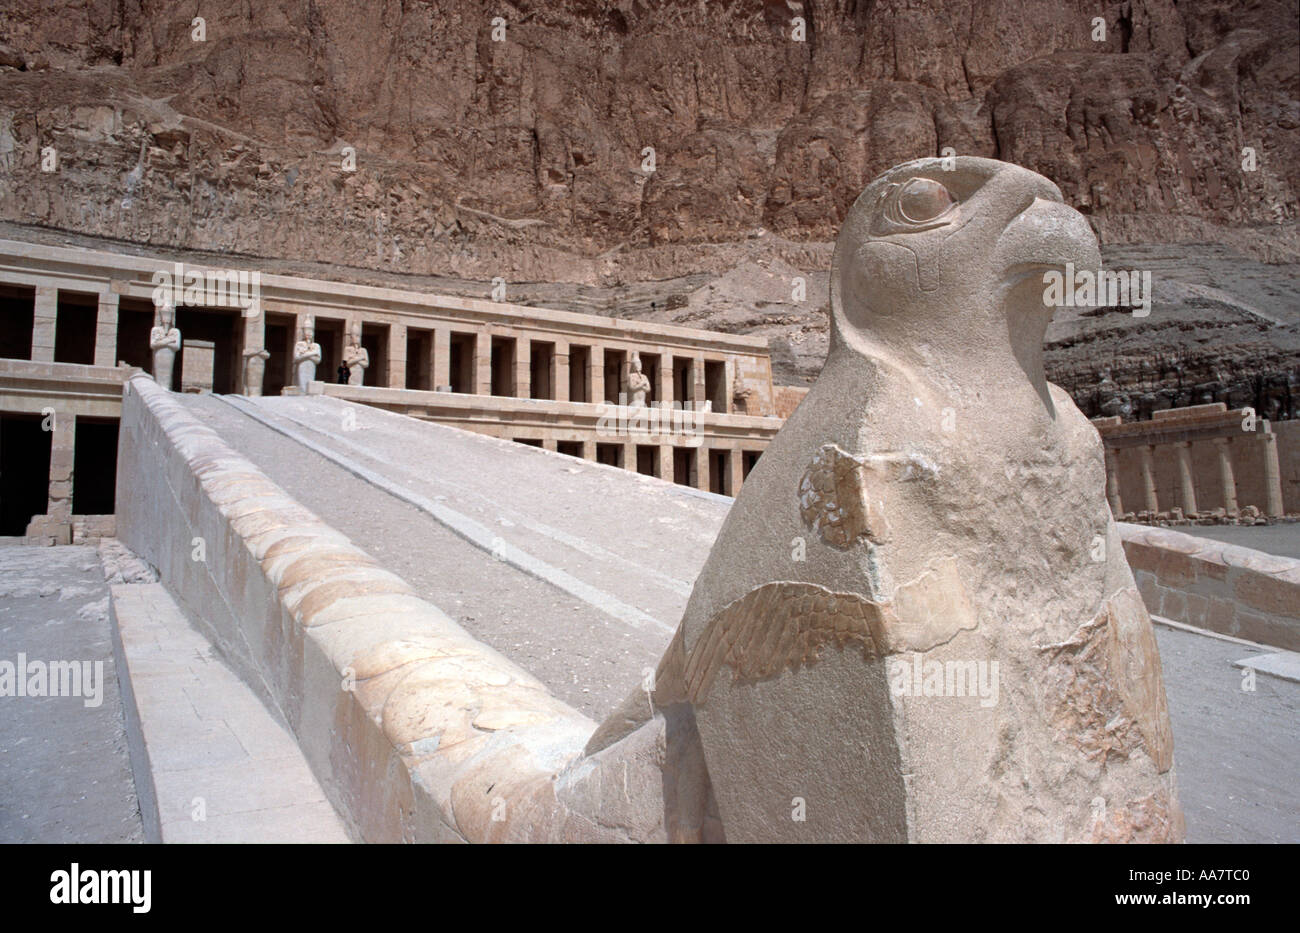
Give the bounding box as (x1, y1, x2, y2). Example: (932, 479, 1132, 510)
(114, 373, 606, 841)
(1120, 523, 1300, 651)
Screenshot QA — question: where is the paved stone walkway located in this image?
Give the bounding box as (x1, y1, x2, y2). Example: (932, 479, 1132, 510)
(111, 583, 349, 843)
(0, 544, 142, 843)
(1153, 622, 1300, 843)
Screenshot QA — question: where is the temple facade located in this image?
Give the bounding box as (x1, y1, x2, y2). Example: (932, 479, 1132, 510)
(0, 237, 787, 544)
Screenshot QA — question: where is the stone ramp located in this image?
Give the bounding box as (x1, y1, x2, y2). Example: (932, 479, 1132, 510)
(179, 393, 727, 719)
(165, 392, 1298, 842)
(110, 582, 349, 843)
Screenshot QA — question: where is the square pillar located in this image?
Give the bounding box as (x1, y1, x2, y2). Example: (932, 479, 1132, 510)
(1260, 433, 1285, 518)
(433, 328, 451, 389)
(1174, 441, 1198, 515)
(659, 444, 675, 483)
(94, 292, 119, 367)
(659, 352, 675, 406)
(32, 286, 57, 362)
(554, 340, 570, 403)
(388, 322, 407, 389)
(580, 439, 595, 462)
(693, 356, 706, 409)
(590, 346, 605, 405)
(730, 444, 744, 496)
(1139, 445, 1159, 515)
(515, 336, 531, 399)
(1213, 437, 1238, 514)
(697, 442, 711, 492)
(475, 329, 492, 395)
(46, 412, 74, 544)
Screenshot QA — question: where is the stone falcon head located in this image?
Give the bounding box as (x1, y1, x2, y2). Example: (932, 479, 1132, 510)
(829, 156, 1101, 377)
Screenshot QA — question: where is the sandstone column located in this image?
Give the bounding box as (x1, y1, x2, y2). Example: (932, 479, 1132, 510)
(46, 411, 74, 544)
(32, 286, 57, 362)
(1213, 437, 1238, 513)
(554, 340, 570, 403)
(515, 336, 531, 399)
(660, 353, 675, 406)
(590, 346, 605, 404)
(388, 323, 407, 389)
(729, 445, 744, 496)
(660, 443, 675, 483)
(1174, 441, 1197, 515)
(1139, 444, 1159, 514)
(1104, 448, 1124, 517)
(693, 356, 706, 409)
(696, 442, 711, 492)
(475, 329, 492, 395)
(1259, 432, 1284, 518)
(433, 328, 450, 389)
(623, 440, 636, 473)
(580, 439, 595, 462)
(94, 291, 119, 367)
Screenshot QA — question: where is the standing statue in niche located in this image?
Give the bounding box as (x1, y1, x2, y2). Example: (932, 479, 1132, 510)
(293, 317, 323, 392)
(149, 297, 182, 390)
(626, 352, 651, 407)
(585, 157, 1183, 844)
(342, 322, 369, 386)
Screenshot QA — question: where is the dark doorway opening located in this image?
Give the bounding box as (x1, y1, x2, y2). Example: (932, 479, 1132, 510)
(0, 413, 51, 535)
(450, 332, 476, 393)
(115, 297, 154, 370)
(673, 447, 696, 487)
(709, 448, 731, 495)
(491, 336, 516, 397)
(55, 291, 97, 365)
(361, 323, 389, 388)
(705, 360, 728, 413)
(742, 449, 762, 479)
(175, 306, 240, 393)
(313, 318, 344, 384)
(407, 328, 433, 391)
(604, 349, 626, 403)
(596, 443, 623, 468)
(530, 341, 555, 400)
(263, 312, 294, 396)
(72, 417, 118, 515)
(569, 345, 590, 403)
(0, 284, 35, 360)
(513, 438, 543, 447)
(556, 440, 583, 458)
(640, 353, 660, 405)
(674, 358, 694, 407)
(636, 445, 658, 476)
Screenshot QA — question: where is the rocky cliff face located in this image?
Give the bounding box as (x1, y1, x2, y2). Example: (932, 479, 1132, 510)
(0, 0, 1296, 406)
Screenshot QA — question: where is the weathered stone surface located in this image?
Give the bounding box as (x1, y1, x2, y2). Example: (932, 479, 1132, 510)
(0, 2, 1292, 391)
(604, 157, 1185, 842)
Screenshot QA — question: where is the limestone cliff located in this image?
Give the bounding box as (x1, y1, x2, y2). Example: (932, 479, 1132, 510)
(0, 0, 1296, 403)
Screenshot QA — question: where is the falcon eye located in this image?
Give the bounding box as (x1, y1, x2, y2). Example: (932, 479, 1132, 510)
(896, 178, 955, 223)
